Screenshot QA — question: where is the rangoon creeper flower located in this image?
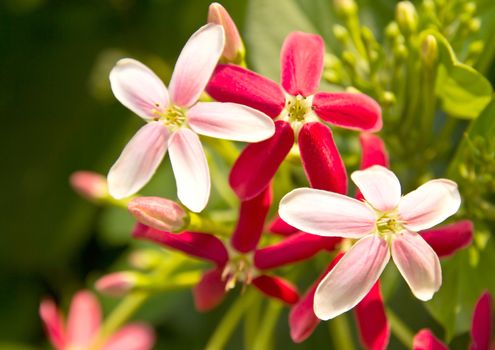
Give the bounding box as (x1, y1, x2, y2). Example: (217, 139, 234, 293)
(207, 2, 244, 63)
(39, 290, 154, 350)
(206, 31, 382, 200)
(280, 165, 461, 320)
(108, 24, 274, 212)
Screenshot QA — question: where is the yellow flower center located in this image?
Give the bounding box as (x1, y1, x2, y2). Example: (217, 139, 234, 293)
(222, 251, 257, 291)
(152, 104, 187, 131)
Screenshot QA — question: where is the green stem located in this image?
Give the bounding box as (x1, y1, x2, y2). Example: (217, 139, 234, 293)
(252, 300, 283, 350)
(188, 212, 232, 238)
(90, 292, 149, 350)
(386, 308, 414, 348)
(243, 293, 262, 350)
(202, 137, 239, 166)
(205, 290, 257, 350)
(328, 314, 356, 350)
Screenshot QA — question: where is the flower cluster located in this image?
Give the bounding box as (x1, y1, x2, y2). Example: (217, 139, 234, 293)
(42, 2, 490, 350)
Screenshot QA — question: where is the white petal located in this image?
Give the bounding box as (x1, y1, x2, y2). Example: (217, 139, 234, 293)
(314, 235, 390, 320)
(399, 179, 461, 231)
(108, 122, 169, 199)
(351, 165, 401, 212)
(279, 188, 376, 239)
(109, 58, 169, 119)
(169, 24, 225, 108)
(168, 128, 210, 212)
(188, 102, 275, 142)
(392, 231, 442, 301)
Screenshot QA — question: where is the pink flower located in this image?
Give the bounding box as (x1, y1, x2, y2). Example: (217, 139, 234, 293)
(207, 3, 244, 63)
(280, 165, 461, 320)
(108, 24, 274, 212)
(133, 186, 338, 311)
(39, 290, 154, 350)
(206, 31, 382, 200)
(413, 291, 493, 350)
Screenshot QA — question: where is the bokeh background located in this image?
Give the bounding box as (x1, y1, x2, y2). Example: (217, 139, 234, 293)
(1, 0, 495, 349)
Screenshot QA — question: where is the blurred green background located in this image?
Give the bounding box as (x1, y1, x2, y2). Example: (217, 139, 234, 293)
(1, 0, 495, 349)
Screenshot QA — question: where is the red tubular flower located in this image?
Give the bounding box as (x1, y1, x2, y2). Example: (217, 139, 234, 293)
(192, 268, 227, 311)
(207, 31, 382, 200)
(419, 220, 473, 258)
(268, 214, 298, 236)
(413, 329, 449, 350)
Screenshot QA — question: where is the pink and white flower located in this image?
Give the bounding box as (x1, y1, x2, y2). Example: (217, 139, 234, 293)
(279, 165, 461, 320)
(39, 290, 154, 350)
(108, 24, 274, 212)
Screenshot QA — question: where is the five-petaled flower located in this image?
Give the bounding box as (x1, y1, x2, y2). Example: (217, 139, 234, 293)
(108, 24, 274, 212)
(280, 164, 461, 320)
(39, 290, 155, 350)
(206, 31, 382, 200)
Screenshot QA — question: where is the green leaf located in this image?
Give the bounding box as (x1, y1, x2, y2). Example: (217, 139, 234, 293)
(431, 31, 492, 119)
(424, 230, 495, 340)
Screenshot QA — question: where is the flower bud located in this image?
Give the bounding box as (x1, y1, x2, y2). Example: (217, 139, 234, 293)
(95, 272, 139, 297)
(421, 34, 438, 66)
(70, 171, 108, 202)
(333, 0, 357, 17)
(333, 24, 349, 43)
(128, 196, 188, 232)
(385, 22, 400, 39)
(208, 3, 245, 64)
(396, 1, 418, 35)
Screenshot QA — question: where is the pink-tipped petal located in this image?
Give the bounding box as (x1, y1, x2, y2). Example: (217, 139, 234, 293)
(420, 220, 473, 258)
(103, 323, 155, 350)
(351, 165, 401, 212)
(109, 58, 169, 119)
(359, 133, 389, 169)
(188, 102, 275, 142)
(70, 171, 108, 202)
(313, 92, 382, 132)
(108, 122, 169, 199)
(289, 253, 344, 343)
(279, 188, 376, 239)
(470, 292, 493, 350)
(280, 32, 324, 96)
(392, 231, 442, 301)
(413, 329, 448, 350)
(354, 282, 390, 350)
(168, 128, 210, 212)
(314, 235, 390, 320)
(66, 291, 102, 348)
(252, 275, 299, 304)
(206, 64, 286, 118)
(133, 225, 228, 266)
(298, 122, 348, 194)
(231, 186, 272, 253)
(193, 268, 227, 312)
(169, 24, 224, 107)
(399, 179, 461, 231)
(254, 233, 341, 270)
(268, 214, 299, 236)
(229, 120, 294, 200)
(39, 299, 66, 350)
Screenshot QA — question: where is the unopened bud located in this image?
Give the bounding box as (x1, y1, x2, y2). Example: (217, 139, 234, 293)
(394, 44, 408, 60)
(333, 0, 357, 17)
(70, 171, 108, 202)
(464, 2, 476, 15)
(381, 91, 396, 107)
(208, 3, 245, 64)
(468, 18, 481, 33)
(333, 24, 349, 43)
(468, 41, 484, 56)
(396, 1, 418, 35)
(421, 34, 438, 66)
(95, 272, 139, 297)
(385, 22, 400, 39)
(128, 196, 188, 232)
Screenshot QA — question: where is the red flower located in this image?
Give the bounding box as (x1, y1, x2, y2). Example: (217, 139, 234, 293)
(207, 32, 382, 200)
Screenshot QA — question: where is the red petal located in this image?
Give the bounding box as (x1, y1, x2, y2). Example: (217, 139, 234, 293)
(289, 253, 343, 342)
(254, 233, 341, 270)
(206, 64, 285, 118)
(268, 214, 299, 236)
(354, 281, 390, 350)
(356, 133, 390, 201)
(231, 185, 272, 253)
(419, 220, 473, 258)
(470, 292, 492, 350)
(229, 120, 294, 200)
(192, 268, 227, 312)
(280, 32, 324, 97)
(132, 223, 228, 266)
(252, 275, 299, 304)
(313, 92, 382, 132)
(298, 122, 347, 194)
(413, 329, 448, 350)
